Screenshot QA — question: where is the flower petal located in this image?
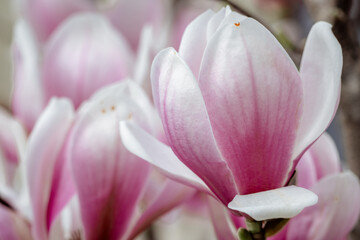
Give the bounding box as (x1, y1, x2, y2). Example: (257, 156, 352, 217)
(287, 172, 360, 240)
(0, 205, 32, 240)
(119, 121, 210, 194)
(293, 22, 342, 159)
(26, 98, 75, 240)
(151, 48, 238, 203)
(228, 186, 318, 221)
(178, 9, 214, 78)
(12, 19, 44, 131)
(69, 82, 151, 240)
(199, 18, 302, 194)
(42, 13, 134, 108)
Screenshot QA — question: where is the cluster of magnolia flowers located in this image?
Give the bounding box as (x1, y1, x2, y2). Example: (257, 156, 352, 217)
(1, 1, 360, 240)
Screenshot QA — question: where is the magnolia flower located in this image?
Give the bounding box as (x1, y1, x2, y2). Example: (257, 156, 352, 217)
(23, 81, 194, 240)
(120, 6, 342, 221)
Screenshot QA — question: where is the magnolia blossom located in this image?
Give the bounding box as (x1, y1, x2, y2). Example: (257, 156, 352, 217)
(23, 81, 194, 240)
(120, 6, 342, 221)
(11, 14, 152, 131)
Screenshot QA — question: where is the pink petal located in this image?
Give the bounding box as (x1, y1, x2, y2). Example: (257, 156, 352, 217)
(11, 19, 45, 131)
(128, 178, 196, 239)
(293, 22, 342, 159)
(69, 82, 151, 240)
(295, 151, 318, 189)
(0, 107, 26, 185)
(199, 18, 302, 194)
(151, 48, 238, 204)
(26, 98, 75, 240)
(120, 121, 211, 194)
(23, 0, 91, 42)
(287, 172, 360, 240)
(42, 13, 134, 108)
(0, 205, 32, 240)
(207, 196, 237, 240)
(178, 9, 214, 78)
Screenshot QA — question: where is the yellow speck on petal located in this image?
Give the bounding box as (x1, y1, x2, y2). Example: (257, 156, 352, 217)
(234, 22, 240, 27)
(128, 113, 132, 119)
(111, 105, 116, 111)
(101, 109, 106, 114)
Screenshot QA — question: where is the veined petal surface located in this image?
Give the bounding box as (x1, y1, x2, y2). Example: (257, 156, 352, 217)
(199, 18, 302, 194)
(151, 47, 237, 204)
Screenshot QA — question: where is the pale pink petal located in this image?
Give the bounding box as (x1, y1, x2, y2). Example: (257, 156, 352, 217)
(69, 83, 151, 240)
(11, 19, 44, 131)
(293, 22, 342, 159)
(178, 9, 214, 78)
(228, 186, 318, 221)
(0, 205, 32, 240)
(0, 107, 26, 185)
(308, 132, 341, 180)
(26, 98, 75, 240)
(23, 0, 91, 42)
(207, 196, 237, 240)
(128, 178, 196, 239)
(287, 172, 360, 240)
(199, 18, 302, 194)
(42, 13, 134, 108)
(151, 48, 237, 204)
(120, 121, 211, 194)
(295, 151, 318, 189)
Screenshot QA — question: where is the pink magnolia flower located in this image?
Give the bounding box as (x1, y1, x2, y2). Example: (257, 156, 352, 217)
(23, 81, 194, 240)
(120, 6, 342, 220)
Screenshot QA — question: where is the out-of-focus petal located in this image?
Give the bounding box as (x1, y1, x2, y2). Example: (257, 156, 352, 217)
(0, 107, 26, 186)
(23, 0, 91, 42)
(207, 196, 237, 240)
(295, 151, 318, 189)
(228, 186, 318, 221)
(0, 205, 32, 240)
(12, 19, 44, 131)
(128, 178, 196, 239)
(199, 18, 302, 194)
(293, 22, 342, 159)
(26, 98, 75, 240)
(287, 172, 360, 240)
(151, 47, 237, 204)
(120, 121, 210, 194)
(69, 82, 150, 240)
(42, 13, 134, 108)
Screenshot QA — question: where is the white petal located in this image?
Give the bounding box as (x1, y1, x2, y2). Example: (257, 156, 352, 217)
(228, 186, 318, 221)
(119, 121, 211, 194)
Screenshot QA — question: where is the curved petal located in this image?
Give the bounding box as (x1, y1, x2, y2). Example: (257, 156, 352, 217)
(228, 186, 318, 221)
(128, 178, 196, 239)
(293, 22, 342, 159)
(207, 196, 237, 240)
(69, 83, 151, 240)
(26, 98, 75, 240)
(42, 13, 134, 108)
(120, 121, 210, 194)
(178, 9, 214, 78)
(295, 151, 318, 189)
(12, 19, 44, 131)
(0, 205, 32, 240)
(199, 18, 302, 194)
(23, 0, 91, 42)
(287, 172, 360, 240)
(151, 48, 237, 204)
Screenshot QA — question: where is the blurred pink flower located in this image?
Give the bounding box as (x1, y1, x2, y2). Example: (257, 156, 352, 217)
(23, 81, 194, 240)
(121, 6, 342, 219)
